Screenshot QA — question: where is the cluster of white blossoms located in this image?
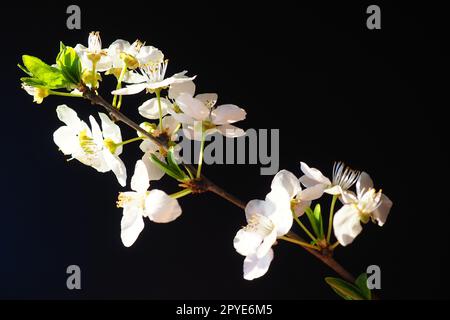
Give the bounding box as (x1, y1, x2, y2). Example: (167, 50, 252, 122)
(49, 32, 247, 247)
(20, 32, 393, 288)
(233, 162, 392, 280)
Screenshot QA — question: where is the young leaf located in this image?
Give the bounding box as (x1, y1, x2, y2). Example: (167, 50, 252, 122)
(355, 273, 372, 300)
(167, 148, 188, 181)
(305, 207, 321, 239)
(21, 55, 68, 89)
(56, 43, 82, 85)
(325, 277, 366, 300)
(150, 154, 184, 181)
(313, 204, 324, 239)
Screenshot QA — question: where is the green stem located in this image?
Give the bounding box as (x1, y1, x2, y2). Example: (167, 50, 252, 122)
(196, 129, 206, 179)
(170, 189, 192, 199)
(113, 64, 128, 108)
(49, 90, 83, 98)
(116, 136, 144, 147)
(293, 211, 318, 243)
(155, 89, 164, 132)
(330, 241, 340, 251)
(279, 236, 320, 251)
(327, 195, 338, 243)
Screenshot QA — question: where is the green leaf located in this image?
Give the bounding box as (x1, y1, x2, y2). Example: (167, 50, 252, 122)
(355, 273, 372, 300)
(305, 207, 321, 239)
(166, 148, 188, 181)
(150, 154, 185, 181)
(21, 55, 68, 89)
(325, 277, 366, 300)
(56, 42, 82, 85)
(313, 204, 324, 239)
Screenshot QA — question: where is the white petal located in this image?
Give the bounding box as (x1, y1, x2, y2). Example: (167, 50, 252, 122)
(53, 126, 79, 155)
(270, 170, 301, 199)
(96, 56, 113, 72)
(357, 172, 374, 197)
(138, 97, 170, 120)
(131, 160, 150, 193)
(195, 93, 218, 109)
(169, 112, 195, 126)
(176, 93, 210, 121)
(142, 151, 165, 181)
(211, 104, 246, 125)
(340, 190, 358, 204)
(300, 184, 326, 201)
(233, 229, 263, 256)
(168, 81, 196, 99)
(372, 193, 393, 226)
(245, 199, 273, 221)
(89, 115, 104, 145)
(333, 205, 362, 246)
(300, 162, 331, 185)
(103, 150, 127, 187)
(324, 185, 343, 195)
(56, 105, 82, 129)
(217, 124, 245, 138)
(162, 115, 179, 136)
(293, 200, 311, 217)
(136, 46, 164, 65)
(265, 189, 293, 236)
(243, 250, 274, 281)
(112, 83, 148, 96)
(99, 113, 122, 148)
(139, 139, 159, 153)
(122, 70, 148, 84)
(145, 190, 182, 223)
(256, 229, 277, 259)
(121, 206, 145, 247)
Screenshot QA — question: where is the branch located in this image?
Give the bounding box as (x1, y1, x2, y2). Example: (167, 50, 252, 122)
(82, 88, 356, 285)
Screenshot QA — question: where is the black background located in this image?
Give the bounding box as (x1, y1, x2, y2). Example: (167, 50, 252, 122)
(0, 1, 448, 299)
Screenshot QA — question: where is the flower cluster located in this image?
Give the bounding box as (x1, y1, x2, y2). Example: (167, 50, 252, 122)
(19, 32, 393, 298)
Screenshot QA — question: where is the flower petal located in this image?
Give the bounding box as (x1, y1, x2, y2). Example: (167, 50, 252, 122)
(121, 206, 145, 247)
(195, 93, 218, 109)
(300, 184, 326, 201)
(142, 151, 165, 181)
(333, 205, 362, 246)
(112, 83, 148, 96)
(357, 172, 374, 198)
(270, 170, 301, 198)
(176, 93, 210, 121)
(372, 193, 393, 226)
(256, 229, 277, 259)
(243, 250, 274, 281)
(53, 126, 79, 155)
(300, 162, 331, 186)
(265, 189, 293, 236)
(245, 199, 273, 221)
(99, 113, 123, 153)
(216, 124, 246, 138)
(138, 97, 170, 120)
(168, 81, 196, 99)
(131, 160, 150, 192)
(145, 190, 182, 222)
(103, 150, 127, 187)
(56, 105, 82, 129)
(293, 200, 311, 217)
(233, 229, 263, 256)
(211, 104, 246, 125)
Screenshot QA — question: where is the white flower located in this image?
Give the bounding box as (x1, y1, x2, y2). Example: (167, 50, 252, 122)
(270, 170, 324, 217)
(233, 174, 292, 280)
(22, 84, 49, 104)
(108, 39, 163, 69)
(138, 116, 180, 181)
(111, 60, 196, 95)
(74, 32, 112, 72)
(333, 172, 393, 246)
(299, 161, 361, 197)
(171, 93, 246, 140)
(53, 105, 127, 186)
(117, 160, 182, 247)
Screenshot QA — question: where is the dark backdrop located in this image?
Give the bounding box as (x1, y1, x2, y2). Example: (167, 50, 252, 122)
(1, 2, 448, 299)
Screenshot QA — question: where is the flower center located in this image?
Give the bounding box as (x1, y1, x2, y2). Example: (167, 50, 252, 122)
(332, 162, 360, 191)
(143, 59, 168, 83)
(244, 214, 274, 238)
(78, 130, 97, 154)
(116, 192, 147, 208)
(103, 138, 118, 154)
